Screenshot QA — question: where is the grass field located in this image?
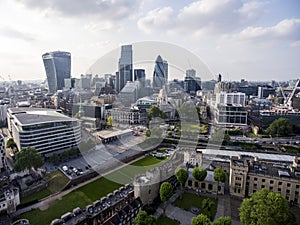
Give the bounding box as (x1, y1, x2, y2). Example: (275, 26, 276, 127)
(173, 193, 217, 220)
(20, 171, 69, 205)
(157, 216, 179, 225)
(18, 156, 165, 225)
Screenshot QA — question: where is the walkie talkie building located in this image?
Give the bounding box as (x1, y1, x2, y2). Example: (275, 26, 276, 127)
(42, 51, 71, 93)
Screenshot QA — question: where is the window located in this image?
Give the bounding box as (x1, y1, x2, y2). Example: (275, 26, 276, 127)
(261, 185, 265, 188)
(270, 180, 274, 184)
(287, 183, 291, 187)
(287, 189, 290, 194)
(188, 180, 192, 187)
(254, 183, 257, 187)
(262, 179, 265, 183)
(279, 182, 282, 186)
(254, 177, 258, 181)
(278, 188, 281, 192)
(296, 185, 299, 189)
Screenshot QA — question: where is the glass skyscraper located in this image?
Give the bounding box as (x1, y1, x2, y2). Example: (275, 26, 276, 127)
(42, 51, 71, 93)
(152, 55, 168, 92)
(116, 45, 132, 93)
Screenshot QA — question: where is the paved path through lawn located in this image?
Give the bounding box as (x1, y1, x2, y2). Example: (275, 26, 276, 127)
(165, 204, 195, 225)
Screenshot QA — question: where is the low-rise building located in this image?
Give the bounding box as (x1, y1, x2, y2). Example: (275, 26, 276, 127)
(7, 108, 81, 154)
(230, 155, 300, 206)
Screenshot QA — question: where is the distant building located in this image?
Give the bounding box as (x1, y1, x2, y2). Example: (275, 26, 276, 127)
(216, 92, 246, 106)
(0, 134, 7, 172)
(183, 69, 201, 95)
(7, 108, 81, 155)
(105, 107, 146, 125)
(42, 51, 71, 94)
(134, 69, 146, 87)
(258, 86, 275, 99)
(116, 45, 133, 92)
(215, 104, 248, 126)
(152, 55, 168, 92)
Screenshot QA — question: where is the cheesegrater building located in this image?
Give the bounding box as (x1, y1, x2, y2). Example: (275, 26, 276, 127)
(7, 108, 81, 155)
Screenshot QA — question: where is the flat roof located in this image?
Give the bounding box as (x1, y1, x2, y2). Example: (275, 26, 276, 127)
(98, 129, 132, 139)
(12, 109, 76, 126)
(201, 149, 295, 163)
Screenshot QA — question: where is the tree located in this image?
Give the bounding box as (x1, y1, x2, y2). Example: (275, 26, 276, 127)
(148, 106, 166, 120)
(175, 168, 188, 199)
(159, 182, 173, 215)
(239, 188, 296, 225)
(192, 214, 210, 225)
(201, 198, 216, 220)
(167, 131, 173, 137)
(192, 167, 207, 194)
(213, 216, 232, 225)
(214, 168, 226, 197)
(266, 118, 293, 137)
(6, 138, 17, 150)
(145, 130, 151, 137)
(49, 153, 59, 165)
(14, 147, 43, 172)
(134, 210, 156, 225)
(107, 116, 113, 127)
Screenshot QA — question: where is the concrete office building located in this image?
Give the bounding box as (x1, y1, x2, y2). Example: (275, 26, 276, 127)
(42, 51, 71, 94)
(7, 108, 81, 155)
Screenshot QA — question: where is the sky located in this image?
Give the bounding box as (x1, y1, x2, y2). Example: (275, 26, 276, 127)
(0, 0, 299, 82)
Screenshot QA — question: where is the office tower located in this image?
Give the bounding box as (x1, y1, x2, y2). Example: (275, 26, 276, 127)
(218, 74, 222, 82)
(42, 51, 71, 94)
(186, 69, 196, 78)
(134, 69, 146, 86)
(152, 55, 168, 92)
(183, 69, 201, 95)
(117, 45, 133, 92)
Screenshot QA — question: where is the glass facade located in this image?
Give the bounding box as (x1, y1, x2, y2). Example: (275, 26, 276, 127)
(42, 51, 71, 93)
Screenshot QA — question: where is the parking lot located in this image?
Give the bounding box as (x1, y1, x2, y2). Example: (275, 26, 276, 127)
(48, 134, 146, 179)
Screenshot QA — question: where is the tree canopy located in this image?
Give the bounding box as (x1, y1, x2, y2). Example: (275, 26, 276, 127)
(214, 168, 226, 183)
(107, 116, 113, 126)
(213, 216, 232, 225)
(191, 214, 211, 225)
(175, 167, 188, 198)
(6, 138, 17, 149)
(14, 147, 43, 172)
(149, 106, 166, 119)
(266, 118, 293, 136)
(239, 188, 296, 225)
(175, 168, 188, 188)
(160, 182, 173, 203)
(192, 167, 207, 183)
(134, 210, 156, 225)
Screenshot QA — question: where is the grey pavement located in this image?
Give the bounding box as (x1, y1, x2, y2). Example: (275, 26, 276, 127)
(213, 195, 231, 221)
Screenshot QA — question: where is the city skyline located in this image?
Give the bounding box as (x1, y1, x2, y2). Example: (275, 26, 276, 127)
(0, 0, 299, 81)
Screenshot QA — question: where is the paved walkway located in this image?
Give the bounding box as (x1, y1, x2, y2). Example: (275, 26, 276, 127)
(213, 195, 231, 220)
(165, 204, 195, 225)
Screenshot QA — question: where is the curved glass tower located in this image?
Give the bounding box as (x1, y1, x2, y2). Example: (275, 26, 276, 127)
(42, 51, 71, 93)
(153, 55, 168, 92)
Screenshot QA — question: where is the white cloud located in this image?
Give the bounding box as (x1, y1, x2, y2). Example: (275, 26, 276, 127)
(137, 7, 174, 34)
(228, 18, 300, 43)
(137, 0, 267, 36)
(16, 0, 140, 20)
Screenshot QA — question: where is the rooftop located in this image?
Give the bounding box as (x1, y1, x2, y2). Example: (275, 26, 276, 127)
(10, 108, 76, 126)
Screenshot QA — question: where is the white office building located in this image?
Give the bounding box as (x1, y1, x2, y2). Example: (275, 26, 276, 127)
(7, 108, 81, 154)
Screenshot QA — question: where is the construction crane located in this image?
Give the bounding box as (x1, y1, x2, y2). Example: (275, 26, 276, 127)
(286, 79, 300, 108)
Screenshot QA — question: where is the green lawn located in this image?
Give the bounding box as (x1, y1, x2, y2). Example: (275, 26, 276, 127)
(173, 193, 217, 220)
(20, 171, 69, 205)
(18, 156, 165, 225)
(20, 189, 51, 205)
(157, 216, 179, 225)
